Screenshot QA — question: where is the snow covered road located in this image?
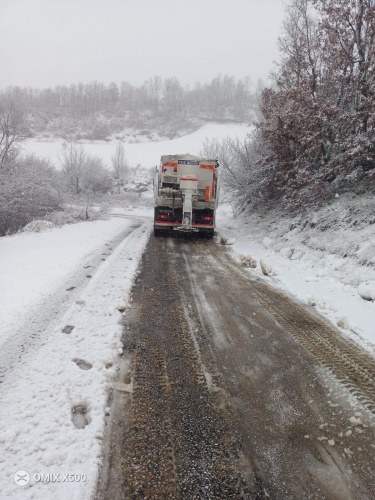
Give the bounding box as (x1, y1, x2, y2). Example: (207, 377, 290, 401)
(1, 202, 375, 498)
(99, 233, 375, 499)
(0, 212, 152, 499)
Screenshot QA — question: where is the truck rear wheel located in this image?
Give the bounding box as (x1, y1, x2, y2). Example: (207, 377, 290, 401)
(203, 229, 214, 239)
(154, 227, 163, 237)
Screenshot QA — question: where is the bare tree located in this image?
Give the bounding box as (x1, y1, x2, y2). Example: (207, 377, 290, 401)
(163, 77, 184, 114)
(84, 154, 112, 194)
(0, 97, 25, 166)
(111, 142, 128, 193)
(77, 154, 112, 219)
(145, 75, 163, 113)
(200, 132, 265, 208)
(60, 142, 88, 194)
(60, 142, 112, 219)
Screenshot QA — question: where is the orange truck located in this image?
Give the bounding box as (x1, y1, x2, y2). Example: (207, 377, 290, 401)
(153, 154, 220, 237)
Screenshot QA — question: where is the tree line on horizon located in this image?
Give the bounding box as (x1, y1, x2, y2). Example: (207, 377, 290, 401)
(0, 75, 262, 140)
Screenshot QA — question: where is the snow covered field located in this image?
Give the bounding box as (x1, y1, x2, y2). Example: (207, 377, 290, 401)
(0, 210, 152, 499)
(23, 122, 252, 170)
(216, 197, 375, 352)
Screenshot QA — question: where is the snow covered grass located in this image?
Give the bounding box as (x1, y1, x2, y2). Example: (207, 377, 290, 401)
(22, 122, 252, 170)
(0, 214, 152, 499)
(216, 194, 375, 352)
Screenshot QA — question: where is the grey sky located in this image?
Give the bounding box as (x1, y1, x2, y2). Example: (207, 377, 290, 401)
(0, 0, 286, 89)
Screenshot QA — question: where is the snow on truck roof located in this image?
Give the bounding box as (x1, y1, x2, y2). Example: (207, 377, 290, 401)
(161, 154, 216, 163)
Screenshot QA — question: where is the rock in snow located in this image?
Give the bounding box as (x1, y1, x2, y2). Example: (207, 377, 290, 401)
(349, 416, 363, 426)
(220, 237, 236, 245)
(239, 254, 257, 268)
(337, 317, 349, 329)
(357, 282, 375, 301)
(280, 247, 294, 259)
(262, 237, 274, 249)
(260, 260, 272, 276)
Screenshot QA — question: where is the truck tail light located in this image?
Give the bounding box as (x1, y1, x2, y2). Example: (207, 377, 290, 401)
(203, 216, 213, 221)
(159, 214, 168, 219)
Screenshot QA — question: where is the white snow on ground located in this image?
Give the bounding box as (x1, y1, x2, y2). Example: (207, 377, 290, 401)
(22, 122, 252, 170)
(0, 217, 135, 347)
(216, 197, 375, 352)
(0, 211, 152, 499)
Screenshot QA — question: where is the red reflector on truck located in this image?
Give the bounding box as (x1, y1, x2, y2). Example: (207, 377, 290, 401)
(203, 216, 213, 221)
(159, 214, 168, 219)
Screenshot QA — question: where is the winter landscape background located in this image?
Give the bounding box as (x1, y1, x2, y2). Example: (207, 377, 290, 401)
(1, 0, 375, 498)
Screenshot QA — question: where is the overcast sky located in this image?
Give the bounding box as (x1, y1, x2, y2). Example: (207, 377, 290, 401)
(0, 0, 286, 90)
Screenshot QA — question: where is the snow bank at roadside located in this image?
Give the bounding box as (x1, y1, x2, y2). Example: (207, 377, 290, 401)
(0, 218, 135, 348)
(216, 194, 375, 351)
(22, 220, 56, 232)
(0, 217, 152, 499)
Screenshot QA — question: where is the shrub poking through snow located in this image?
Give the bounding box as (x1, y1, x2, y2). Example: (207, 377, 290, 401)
(239, 254, 257, 268)
(290, 249, 304, 260)
(260, 260, 272, 276)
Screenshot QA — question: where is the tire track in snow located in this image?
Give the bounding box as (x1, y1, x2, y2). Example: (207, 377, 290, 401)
(209, 243, 375, 414)
(120, 235, 258, 498)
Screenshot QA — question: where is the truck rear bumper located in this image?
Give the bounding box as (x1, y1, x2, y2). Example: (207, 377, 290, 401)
(154, 221, 214, 230)
(154, 221, 214, 238)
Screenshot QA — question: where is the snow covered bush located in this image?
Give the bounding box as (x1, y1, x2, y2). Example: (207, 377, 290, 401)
(256, 0, 375, 209)
(200, 128, 267, 210)
(0, 154, 61, 236)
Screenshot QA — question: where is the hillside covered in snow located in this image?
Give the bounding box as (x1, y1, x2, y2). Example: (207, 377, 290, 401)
(217, 193, 375, 352)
